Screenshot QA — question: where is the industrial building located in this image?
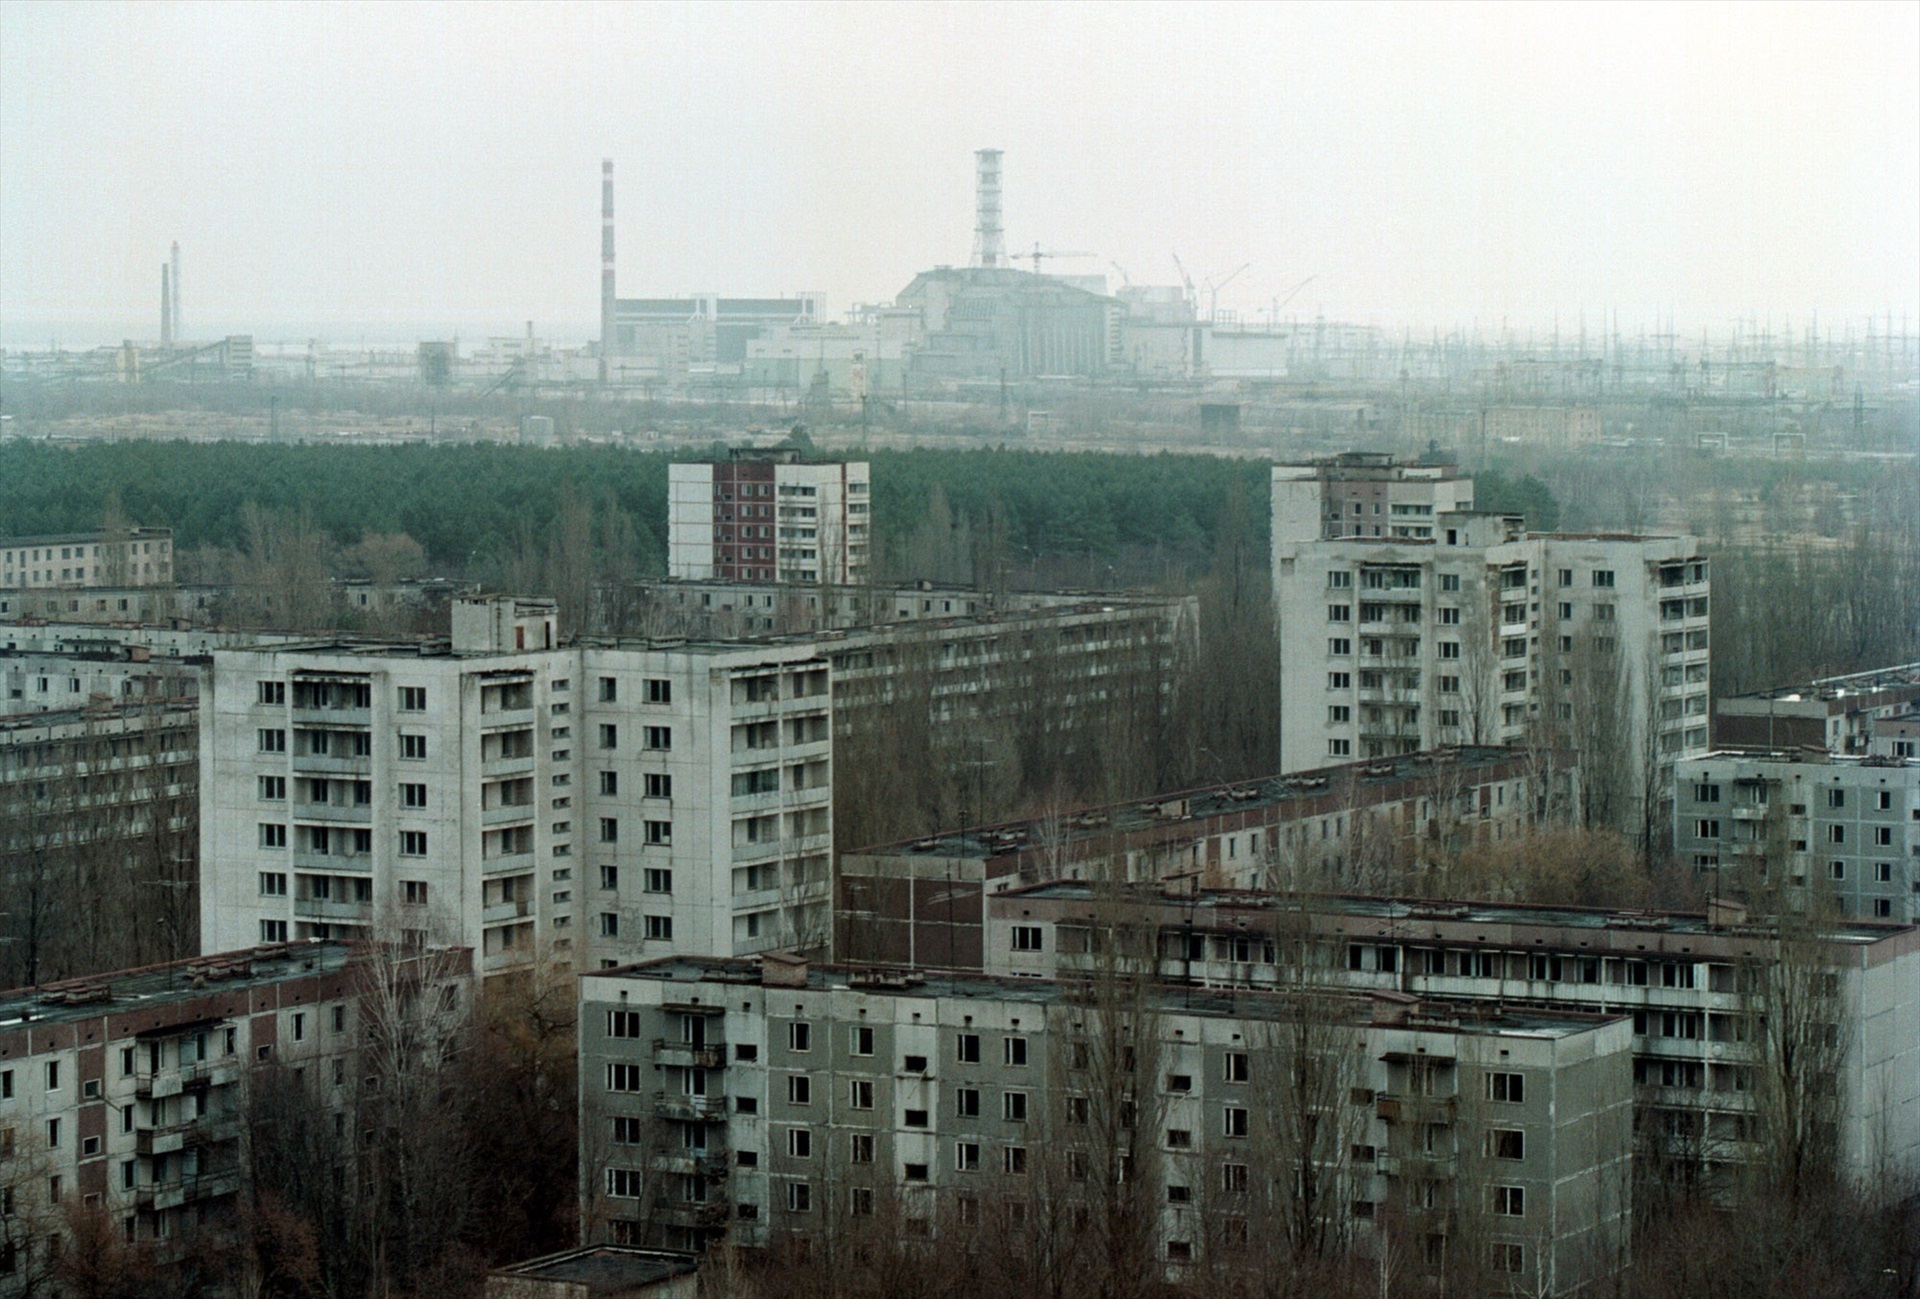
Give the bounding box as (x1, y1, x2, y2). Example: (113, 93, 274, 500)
(198, 597, 835, 977)
(667, 450, 870, 585)
(1272, 455, 1710, 839)
(577, 953, 1633, 1292)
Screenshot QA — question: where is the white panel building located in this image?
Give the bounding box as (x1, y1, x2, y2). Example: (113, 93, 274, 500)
(667, 451, 869, 585)
(1273, 456, 1710, 836)
(199, 598, 833, 979)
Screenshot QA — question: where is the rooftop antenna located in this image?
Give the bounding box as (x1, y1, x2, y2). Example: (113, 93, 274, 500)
(973, 149, 1004, 269)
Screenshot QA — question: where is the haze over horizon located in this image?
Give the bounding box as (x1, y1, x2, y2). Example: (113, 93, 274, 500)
(3, 1, 1916, 350)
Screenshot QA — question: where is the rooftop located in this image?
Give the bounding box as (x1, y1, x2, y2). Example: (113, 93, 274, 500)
(844, 745, 1533, 860)
(1720, 662, 1920, 705)
(595, 955, 1622, 1041)
(0, 942, 356, 1031)
(487, 1245, 698, 1294)
(997, 884, 1910, 948)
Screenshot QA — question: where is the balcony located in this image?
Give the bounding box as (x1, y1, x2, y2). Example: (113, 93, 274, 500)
(294, 896, 373, 922)
(292, 849, 374, 873)
(291, 705, 370, 728)
(1377, 1152, 1457, 1178)
(482, 898, 535, 925)
(481, 753, 535, 776)
(483, 803, 536, 827)
(290, 753, 370, 776)
(145, 1169, 242, 1212)
(659, 1198, 730, 1229)
(654, 1092, 727, 1123)
(654, 1039, 726, 1070)
(480, 851, 537, 875)
(650, 1150, 731, 1178)
(1375, 1094, 1458, 1124)
(298, 801, 373, 824)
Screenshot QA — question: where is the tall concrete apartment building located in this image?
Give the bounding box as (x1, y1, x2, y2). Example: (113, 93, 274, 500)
(0, 942, 472, 1295)
(667, 451, 870, 585)
(943, 885, 1920, 1191)
(1273, 454, 1709, 835)
(1, 529, 174, 593)
(199, 598, 833, 977)
(1674, 750, 1920, 922)
(578, 955, 1633, 1292)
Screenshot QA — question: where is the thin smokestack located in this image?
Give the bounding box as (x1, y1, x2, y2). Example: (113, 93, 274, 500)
(973, 148, 1004, 269)
(170, 241, 182, 342)
(161, 265, 173, 349)
(600, 159, 615, 384)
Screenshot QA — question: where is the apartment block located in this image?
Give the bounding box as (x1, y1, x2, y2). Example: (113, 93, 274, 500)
(668, 451, 870, 585)
(838, 746, 1564, 968)
(578, 955, 1632, 1293)
(1, 699, 199, 987)
(0, 941, 471, 1295)
(1712, 663, 1920, 754)
(0, 529, 174, 592)
(1674, 751, 1920, 922)
(1273, 456, 1709, 836)
(957, 884, 1920, 1189)
(199, 597, 833, 978)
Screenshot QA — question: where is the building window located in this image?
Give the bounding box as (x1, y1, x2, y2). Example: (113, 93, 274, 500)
(1329, 738, 1351, 757)
(787, 1128, 812, 1159)
(600, 865, 619, 890)
(258, 871, 287, 896)
(1490, 1243, 1524, 1274)
(644, 726, 671, 750)
(1223, 1107, 1249, 1138)
(957, 1033, 980, 1063)
(1004, 1037, 1028, 1067)
(261, 919, 288, 943)
(646, 678, 672, 704)
(850, 1025, 874, 1056)
(599, 771, 618, 796)
(1695, 820, 1720, 839)
(1328, 672, 1351, 690)
(1224, 1051, 1249, 1083)
(1003, 1147, 1028, 1175)
(1591, 570, 1615, 588)
(598, 724, 618, 750)
(1004, 1091, 1028, 1122)
(645, 820, 671, 845)
(789, 1022, 812, 1052)
(258, 728, 286, 753)
(258, 775, 286, 800)
(399, 687, 426, 711)
(1329, 705, 1351, 724)
(599, 677, 618, 703)
(848, 1080, 874, 1110)
(399, 830, 427, 856)
(787, 1183, 812, 1214)
(258, 681, 285, 705)
(788, 1075, 812, 1105)
(400, 782, 427, 809)
(1011, 926, 1043, 952)
(401, 734, 427, 760)
(1487, 1072, 1524, 1103)
(1493, 1185, 1525, 1216)
(644, 868, 672, 894)
(645, 773, 672, 798)
(260, 823, 287, 848)
(645, 915, 672, 941)
(599, 818, 619, 843)
(1488, 1129, 1525, 1160)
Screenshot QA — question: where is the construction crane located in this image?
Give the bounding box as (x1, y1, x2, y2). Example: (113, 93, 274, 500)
(1171, 252, 1197, 320)
(1205, 262, 1251, 325)
(1021, 243, 1094, 277)
(1109, 260, 1132, 288)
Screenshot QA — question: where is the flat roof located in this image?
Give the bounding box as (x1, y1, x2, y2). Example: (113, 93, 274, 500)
(595, 956, 1622, 1041)
(489, 1245, 698, 1289)
(998, 883, 1909, 948)
(0, 942, 356, 1030)
(1720, 662, 1920, 704)
(845, 745, 1533, 860)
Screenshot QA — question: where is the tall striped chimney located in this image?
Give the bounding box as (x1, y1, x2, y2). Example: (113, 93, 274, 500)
(973, 149, 1004, 269)
(600, 159, 615, 384)
(161, 264, 173, 349)
(170, 241, 182, 342)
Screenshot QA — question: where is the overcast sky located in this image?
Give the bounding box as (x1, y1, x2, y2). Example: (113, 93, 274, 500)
(3, 1, 1915, 347)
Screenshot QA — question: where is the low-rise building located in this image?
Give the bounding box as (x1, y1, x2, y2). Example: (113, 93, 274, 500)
(578, 954, 1633, 1293)
(959, 884, 1920, 1191)
(1712, 663, 1920, 754)
(1, 530, 174, 592)
(838, 747, 1564, 969)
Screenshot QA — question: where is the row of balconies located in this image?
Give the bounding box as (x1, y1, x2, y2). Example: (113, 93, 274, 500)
(135, 1059, 240, 1100)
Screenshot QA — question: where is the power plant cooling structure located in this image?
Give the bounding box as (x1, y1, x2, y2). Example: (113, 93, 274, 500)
(972, 148, 1004, 269)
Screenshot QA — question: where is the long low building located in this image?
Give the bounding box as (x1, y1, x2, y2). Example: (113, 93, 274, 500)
(958, 883, 1920, 1191)
(837, 746, 1567, 969)
(578, 953, 1633, 1294)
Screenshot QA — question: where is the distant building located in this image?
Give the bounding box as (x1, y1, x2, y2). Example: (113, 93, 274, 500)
(484, 1246, 699, 1299)
(1674, 750, 1920, 922)
(667, 451, 870, 585)
(1713, 663, 1920, 754)
(893, 266, 1116, 386)
(1, 529, 174, 592)
(578, 953, 1634, 1291)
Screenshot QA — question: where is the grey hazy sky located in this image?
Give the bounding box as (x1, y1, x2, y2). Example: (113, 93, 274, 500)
(3, 0, 1916, 346)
